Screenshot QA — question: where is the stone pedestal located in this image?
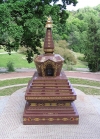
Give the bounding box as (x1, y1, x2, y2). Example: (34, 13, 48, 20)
(23, 71, 79, 125)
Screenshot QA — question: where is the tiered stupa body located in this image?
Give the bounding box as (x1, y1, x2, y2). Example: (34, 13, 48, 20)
(23, 17, 79, 125)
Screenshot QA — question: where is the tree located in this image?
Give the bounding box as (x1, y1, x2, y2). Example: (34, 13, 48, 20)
(84, 17, 100, 72)
(66, 5, 100, 54)
(0, 0, 77, 63)
(66, 15, 87, 53)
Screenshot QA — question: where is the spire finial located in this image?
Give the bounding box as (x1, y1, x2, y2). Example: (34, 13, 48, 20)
(45, 16, 52, 28)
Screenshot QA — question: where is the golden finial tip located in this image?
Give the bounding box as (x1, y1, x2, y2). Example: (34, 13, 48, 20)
(46, 16, 52, 28)
(47, 16, 52, 22)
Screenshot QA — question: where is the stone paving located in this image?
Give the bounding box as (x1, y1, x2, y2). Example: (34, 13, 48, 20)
(0, 87, 100, 139)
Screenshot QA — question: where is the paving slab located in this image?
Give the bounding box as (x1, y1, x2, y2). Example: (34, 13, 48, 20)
(0, 96, 10, 115)
(88, 95, 100, 115)
(0, 87, 100, 139)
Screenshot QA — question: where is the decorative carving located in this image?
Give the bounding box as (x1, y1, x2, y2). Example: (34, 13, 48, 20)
(41, 60, 57, 77)
(26, 96, 75, 100)
(23, 118, 27, 121)
(44, 49, 54, 52)
(24, 117, 79, 122)
(34, 118, 40, 121)
(30, 102, 70, 107)
(48, 118, 54, 121)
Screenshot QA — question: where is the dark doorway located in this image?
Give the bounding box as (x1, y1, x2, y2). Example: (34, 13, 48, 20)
(45, 64, 54, 76)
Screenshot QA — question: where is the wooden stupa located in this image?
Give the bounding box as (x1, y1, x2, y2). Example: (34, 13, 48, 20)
(23, 17, 79, 125)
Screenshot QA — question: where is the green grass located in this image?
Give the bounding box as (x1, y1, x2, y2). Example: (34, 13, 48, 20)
(0, 86, 26, 96)
(0, 78, 30, 87)
(75, 86, 100, 95)
(0, 49, 5, 53)
(0, 53, 35, 68)
(69, 78, 100, 87)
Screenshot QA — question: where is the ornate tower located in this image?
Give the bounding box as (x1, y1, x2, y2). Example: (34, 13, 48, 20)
(23, 17, 79, 125)
(34, 17, 64, 77)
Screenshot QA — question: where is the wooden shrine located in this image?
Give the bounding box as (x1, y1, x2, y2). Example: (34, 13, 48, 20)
(23, 17, 79, 125)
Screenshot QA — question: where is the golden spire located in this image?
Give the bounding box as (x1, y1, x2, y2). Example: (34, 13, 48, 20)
(45, 16, 53, 28)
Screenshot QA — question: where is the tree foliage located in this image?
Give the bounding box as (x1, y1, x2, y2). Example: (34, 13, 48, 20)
(0, 0, 77, 63)
(66, 5, 100, 71)
(84, 17, 100, 72)
(66, 6, 100, 53)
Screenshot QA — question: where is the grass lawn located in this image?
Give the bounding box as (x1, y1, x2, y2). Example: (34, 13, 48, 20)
(0, 53, 35, 68)
(0, 78, 31, 87)
(75, 86, 100, 95)
(0, 86, 26, 96)
(0, 49, 5, 53)
(69, 78, 100, 87)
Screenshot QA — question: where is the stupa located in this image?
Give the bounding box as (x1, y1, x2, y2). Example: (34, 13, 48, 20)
(23, 17, 79, 125)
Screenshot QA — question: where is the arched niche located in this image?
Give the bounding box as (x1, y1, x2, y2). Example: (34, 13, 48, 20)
(41, 60, 57, 77)
(45, 64, 54, 76)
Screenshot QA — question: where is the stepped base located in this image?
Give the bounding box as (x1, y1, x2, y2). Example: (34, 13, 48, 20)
(23, 102, 79, 125)
(25, 71, 77, 101)
(23, 71, 79, 125)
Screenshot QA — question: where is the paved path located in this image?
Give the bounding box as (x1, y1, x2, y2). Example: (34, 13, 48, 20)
(0, 70, 100, 81)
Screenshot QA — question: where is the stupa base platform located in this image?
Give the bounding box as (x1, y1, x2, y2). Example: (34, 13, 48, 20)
(25, 71, 77, 101)
(23, 102, 79, 125)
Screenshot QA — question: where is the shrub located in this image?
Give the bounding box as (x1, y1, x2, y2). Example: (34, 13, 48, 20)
(18, 46, 27, 55)
(55, 40, 69, 49)
(7, 61, 15, 72)
(78, 56, 85, 61)
(66, 64, 74, 71)
(55, 42, 77, 65)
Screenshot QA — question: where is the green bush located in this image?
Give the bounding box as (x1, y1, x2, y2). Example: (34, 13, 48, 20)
(7, 61, 15, 72)
(78, 56, 85, 61)
(18, 46, 27, 55)
(55, 41, 77, 65)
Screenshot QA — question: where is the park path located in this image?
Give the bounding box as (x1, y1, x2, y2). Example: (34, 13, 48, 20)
(0, 70, 100, 81)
